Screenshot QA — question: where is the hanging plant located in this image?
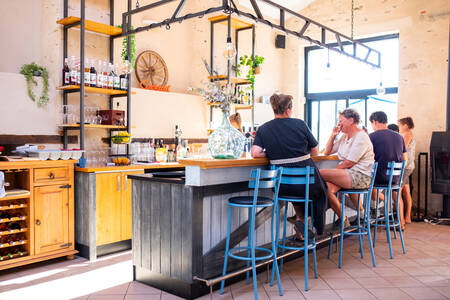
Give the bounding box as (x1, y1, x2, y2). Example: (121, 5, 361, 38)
(19, 62, 49, 107)
(235, 55, 264, 86)
(117, 24, 136, 66)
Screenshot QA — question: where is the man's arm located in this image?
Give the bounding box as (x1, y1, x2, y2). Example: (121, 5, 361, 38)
(310, 146, 319, 156)
(336, 160, 356, 169)
(251, 145, 266, 158)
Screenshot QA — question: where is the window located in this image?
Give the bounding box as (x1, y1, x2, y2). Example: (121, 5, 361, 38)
(305, 34, 399, 150)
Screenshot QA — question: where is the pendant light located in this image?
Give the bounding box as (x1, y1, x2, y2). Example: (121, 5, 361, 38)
(376, 82, 386, 96)
(223, 36, 236, 60)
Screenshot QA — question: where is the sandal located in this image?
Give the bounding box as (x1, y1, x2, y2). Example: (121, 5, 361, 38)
(294, 220, 315, 242)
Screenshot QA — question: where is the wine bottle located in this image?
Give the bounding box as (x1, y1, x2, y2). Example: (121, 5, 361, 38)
(70, 56, 77, 85)
(90, 59, 97, 87)
(108, 63, 114, 89)
(63, 58, 70, 85)
(102, 61, 108, 89)
(96, 60, 103, 88)
(113, 64, 121, 90)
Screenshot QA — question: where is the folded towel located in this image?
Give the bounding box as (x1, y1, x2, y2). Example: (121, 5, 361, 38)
(0, 171, 5, 198)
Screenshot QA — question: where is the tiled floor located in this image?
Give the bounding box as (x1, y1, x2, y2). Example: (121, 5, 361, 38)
(0, 222, 449, 300)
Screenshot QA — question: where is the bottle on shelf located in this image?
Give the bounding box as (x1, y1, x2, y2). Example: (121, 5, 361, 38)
(149, 139, 155, 163)
(108, 63, 114, 89)
(120, 70, 128, 91)
(63, 58, 70, 86)
(76, 59, 81, 85)
(84, 58, 90, 87)
(70, 56, 77, 85)
(96, 60, 103, 88)
(102, 61, 108, 89)
(90, 59, 97, 87)
(113, 64, 121, 90)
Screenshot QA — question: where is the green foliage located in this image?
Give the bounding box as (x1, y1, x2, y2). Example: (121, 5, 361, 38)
(19, 62, 49, 107)
(235, 55, 264, 85)
(117, 24, 136, 66)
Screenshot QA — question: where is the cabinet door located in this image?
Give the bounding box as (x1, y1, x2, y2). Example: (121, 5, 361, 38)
(34, 185, 69, 254)
(96, 172, 122, 245)
(121, 171, 144, 240)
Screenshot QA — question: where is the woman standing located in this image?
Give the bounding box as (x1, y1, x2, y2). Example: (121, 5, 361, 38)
(399, 117, 416, 224)
(251, 94, 328, 238)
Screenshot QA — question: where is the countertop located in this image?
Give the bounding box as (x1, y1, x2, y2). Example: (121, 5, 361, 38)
(128, 173, 185, 184)
(75, 162, 184, 173)
(178, 155, 339, 170)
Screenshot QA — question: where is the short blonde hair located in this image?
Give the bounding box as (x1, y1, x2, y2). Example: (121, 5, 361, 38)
(229, 113, 242, 131)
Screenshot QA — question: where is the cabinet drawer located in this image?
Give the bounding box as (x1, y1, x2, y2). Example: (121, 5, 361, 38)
(34, 167, 70, 183)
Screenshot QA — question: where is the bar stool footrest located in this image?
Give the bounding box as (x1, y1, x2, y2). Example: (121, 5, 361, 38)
(227, 246, 274, 261)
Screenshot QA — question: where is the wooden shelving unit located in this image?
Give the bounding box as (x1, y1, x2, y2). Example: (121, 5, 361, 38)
(0, 241, 27, 249)
(0, 217, 27, 224)
(56, 85, 133, 96)
(56, 16, 122, 36)
(0, 228, 28, 236)
(58, 124, 128, 130)
(207, 75, 252, 85)
(208, 15, 252, 30)
(0, 191, 30, 201)
(0, 204, 27, 211)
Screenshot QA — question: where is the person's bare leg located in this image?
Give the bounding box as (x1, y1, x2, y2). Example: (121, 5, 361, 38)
(393, 191, 405, 229)
(320, 169, 352, 218)
(293, 205, 304, 221)
(350, 194, 364, 212)
(402, 184, 413, 223)
(327, 182, 342, 218)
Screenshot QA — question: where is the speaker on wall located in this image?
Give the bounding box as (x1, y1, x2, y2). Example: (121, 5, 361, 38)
(275, 35, 286, 49)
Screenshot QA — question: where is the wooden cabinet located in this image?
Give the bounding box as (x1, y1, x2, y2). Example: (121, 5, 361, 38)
(96, 170, 143, 245)
(0, 160, 76, 271)
(34, 184, 70, 254)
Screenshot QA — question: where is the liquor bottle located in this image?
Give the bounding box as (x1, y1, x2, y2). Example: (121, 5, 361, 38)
(108, 63, 114, 89)
(96, 60, 103, 88)
(84, 58, 90, 87)
(113, 64, 121, 90)
(120, 71, 128, 91)
(62, 58, 70, 85)
(76, 60, 81, 85)
(70, 56, 77, 85)
(102, 61, 108, 89)
(90, 59, 97, 87)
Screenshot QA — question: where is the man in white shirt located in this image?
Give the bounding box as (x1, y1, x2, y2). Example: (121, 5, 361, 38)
(320, 108, 375, 228)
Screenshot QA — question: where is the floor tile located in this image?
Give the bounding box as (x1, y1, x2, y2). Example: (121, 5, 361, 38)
(91, 283, 130, 295)
(372, 266, 408, 277)
(414, 275, 450, 287)
(160, 292, 184, 299)
(88, 296, 125, 300)
(300, 289, 340, 300)
(432, 286, 450, 299)
(291, 277, 331, 291)
(125, 295, 161, 300)
(126, 281, 161, 295)
(335, 288, 377, 300)
(323, 277, 362, 289)
(195, 289, 233, 300)
(368, 287, 414, 300)
(401, 266, 438, 276)
(263, 276, 297, 291)
(354, 276, 391, 288)
(266, 290, 305, 300)
(317, 268, 351, 279)
(413, 258, 445, 266)
(382, 276, 424, 288)
(401, 287, 447, 300)
(431, 266, 450, 277)
(344, 267, 378, 278)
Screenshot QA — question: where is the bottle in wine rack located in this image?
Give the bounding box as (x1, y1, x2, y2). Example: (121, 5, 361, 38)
(84, 58, 90, 87)
(96, 60, 103, 88)
(70, 56, 77, 85)
(113, 64, 121, 90)
(102, 61, 108, 89)
(63, 58, 70, 86)
(108, 63, 114, 89)
(90, 58, 97, 87)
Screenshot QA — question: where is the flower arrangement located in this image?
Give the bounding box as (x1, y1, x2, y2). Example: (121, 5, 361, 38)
(188, 81, 238, 116)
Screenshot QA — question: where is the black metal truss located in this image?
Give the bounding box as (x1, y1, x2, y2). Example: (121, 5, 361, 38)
(119, 0, 381, 68)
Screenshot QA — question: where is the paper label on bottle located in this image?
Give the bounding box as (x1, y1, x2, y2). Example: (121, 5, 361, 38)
(121, 78, 126, 90)
(77, 71, 81, 84)
(64, 72, 70, 84)
(84, 72, 90, 84)
(108, 76, 113, 88)
(97, 74, 103, 87)
(71, 70, 77, 83)
(90, 73, 96, 85)
(114, 77, 120, 89)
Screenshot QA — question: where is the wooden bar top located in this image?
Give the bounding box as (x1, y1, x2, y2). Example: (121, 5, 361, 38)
(179, 155, 339, 170)
(0, 158, 77, 169)
(75, 162, 184, 173)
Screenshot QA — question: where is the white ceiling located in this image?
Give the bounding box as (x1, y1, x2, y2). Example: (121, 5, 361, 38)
(238, 0, 317, 20)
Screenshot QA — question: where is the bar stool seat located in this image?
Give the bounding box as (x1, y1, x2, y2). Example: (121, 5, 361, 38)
(229, 196, 273, 206)
(328, 163, 378, 269)
(220, 168, 283, 300)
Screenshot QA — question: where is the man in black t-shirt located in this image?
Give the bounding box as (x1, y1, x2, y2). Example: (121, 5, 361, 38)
(369, 111, 407, 228)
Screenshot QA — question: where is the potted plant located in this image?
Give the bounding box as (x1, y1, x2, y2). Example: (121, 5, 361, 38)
(235, 55, 264, 84)
(19, 62, 49, 107)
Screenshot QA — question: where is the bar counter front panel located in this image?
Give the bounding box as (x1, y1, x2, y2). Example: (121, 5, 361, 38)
(130, 156, 339, 299)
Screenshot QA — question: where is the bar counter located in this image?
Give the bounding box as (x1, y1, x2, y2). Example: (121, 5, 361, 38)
(129, 155, 339, 299)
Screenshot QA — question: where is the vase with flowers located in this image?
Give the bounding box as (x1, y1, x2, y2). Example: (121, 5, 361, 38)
(189, 81, 246, 159)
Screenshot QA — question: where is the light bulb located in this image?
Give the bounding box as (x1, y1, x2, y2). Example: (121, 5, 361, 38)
(376, 82, 386, 95)
(223, 36, 236, 60)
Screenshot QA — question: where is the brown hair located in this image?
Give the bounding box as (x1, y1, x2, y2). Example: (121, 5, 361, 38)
(399, 117, 414, 129)
(339, 108, 360, 124)
(229, 113, 242, 131)
(270, 94, 293, 115)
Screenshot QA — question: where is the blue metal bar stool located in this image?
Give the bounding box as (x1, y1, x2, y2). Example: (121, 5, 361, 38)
(220, 168, 283, 300)
(371, 161, 406, 259)
(270, 166, 318, 291)
(328, 163, 378, 268)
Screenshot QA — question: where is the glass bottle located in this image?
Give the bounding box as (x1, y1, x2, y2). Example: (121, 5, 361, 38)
(76, 59, 81, 85)
(70, 56, 77, 85)
(108, 63, 114, 89)
(83, 58, 90, 87)
(96, 60, 103, 88)
(113, 64, 121, 90)
(63, 58, 70, 85)
(90, 59, 97, 87)
(102, 61, 108, 89)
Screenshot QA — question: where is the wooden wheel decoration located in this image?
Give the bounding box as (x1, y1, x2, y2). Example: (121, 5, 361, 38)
(135, 50, 168, 87)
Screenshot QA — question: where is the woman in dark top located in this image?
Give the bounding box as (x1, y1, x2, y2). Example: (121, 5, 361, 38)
(251, 94, 328, 238)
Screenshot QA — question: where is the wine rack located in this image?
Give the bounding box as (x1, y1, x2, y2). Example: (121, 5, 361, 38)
(0, 169, 30, 262)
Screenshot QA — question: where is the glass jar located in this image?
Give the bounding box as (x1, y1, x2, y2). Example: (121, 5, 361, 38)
(208, 112, 246, 159)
